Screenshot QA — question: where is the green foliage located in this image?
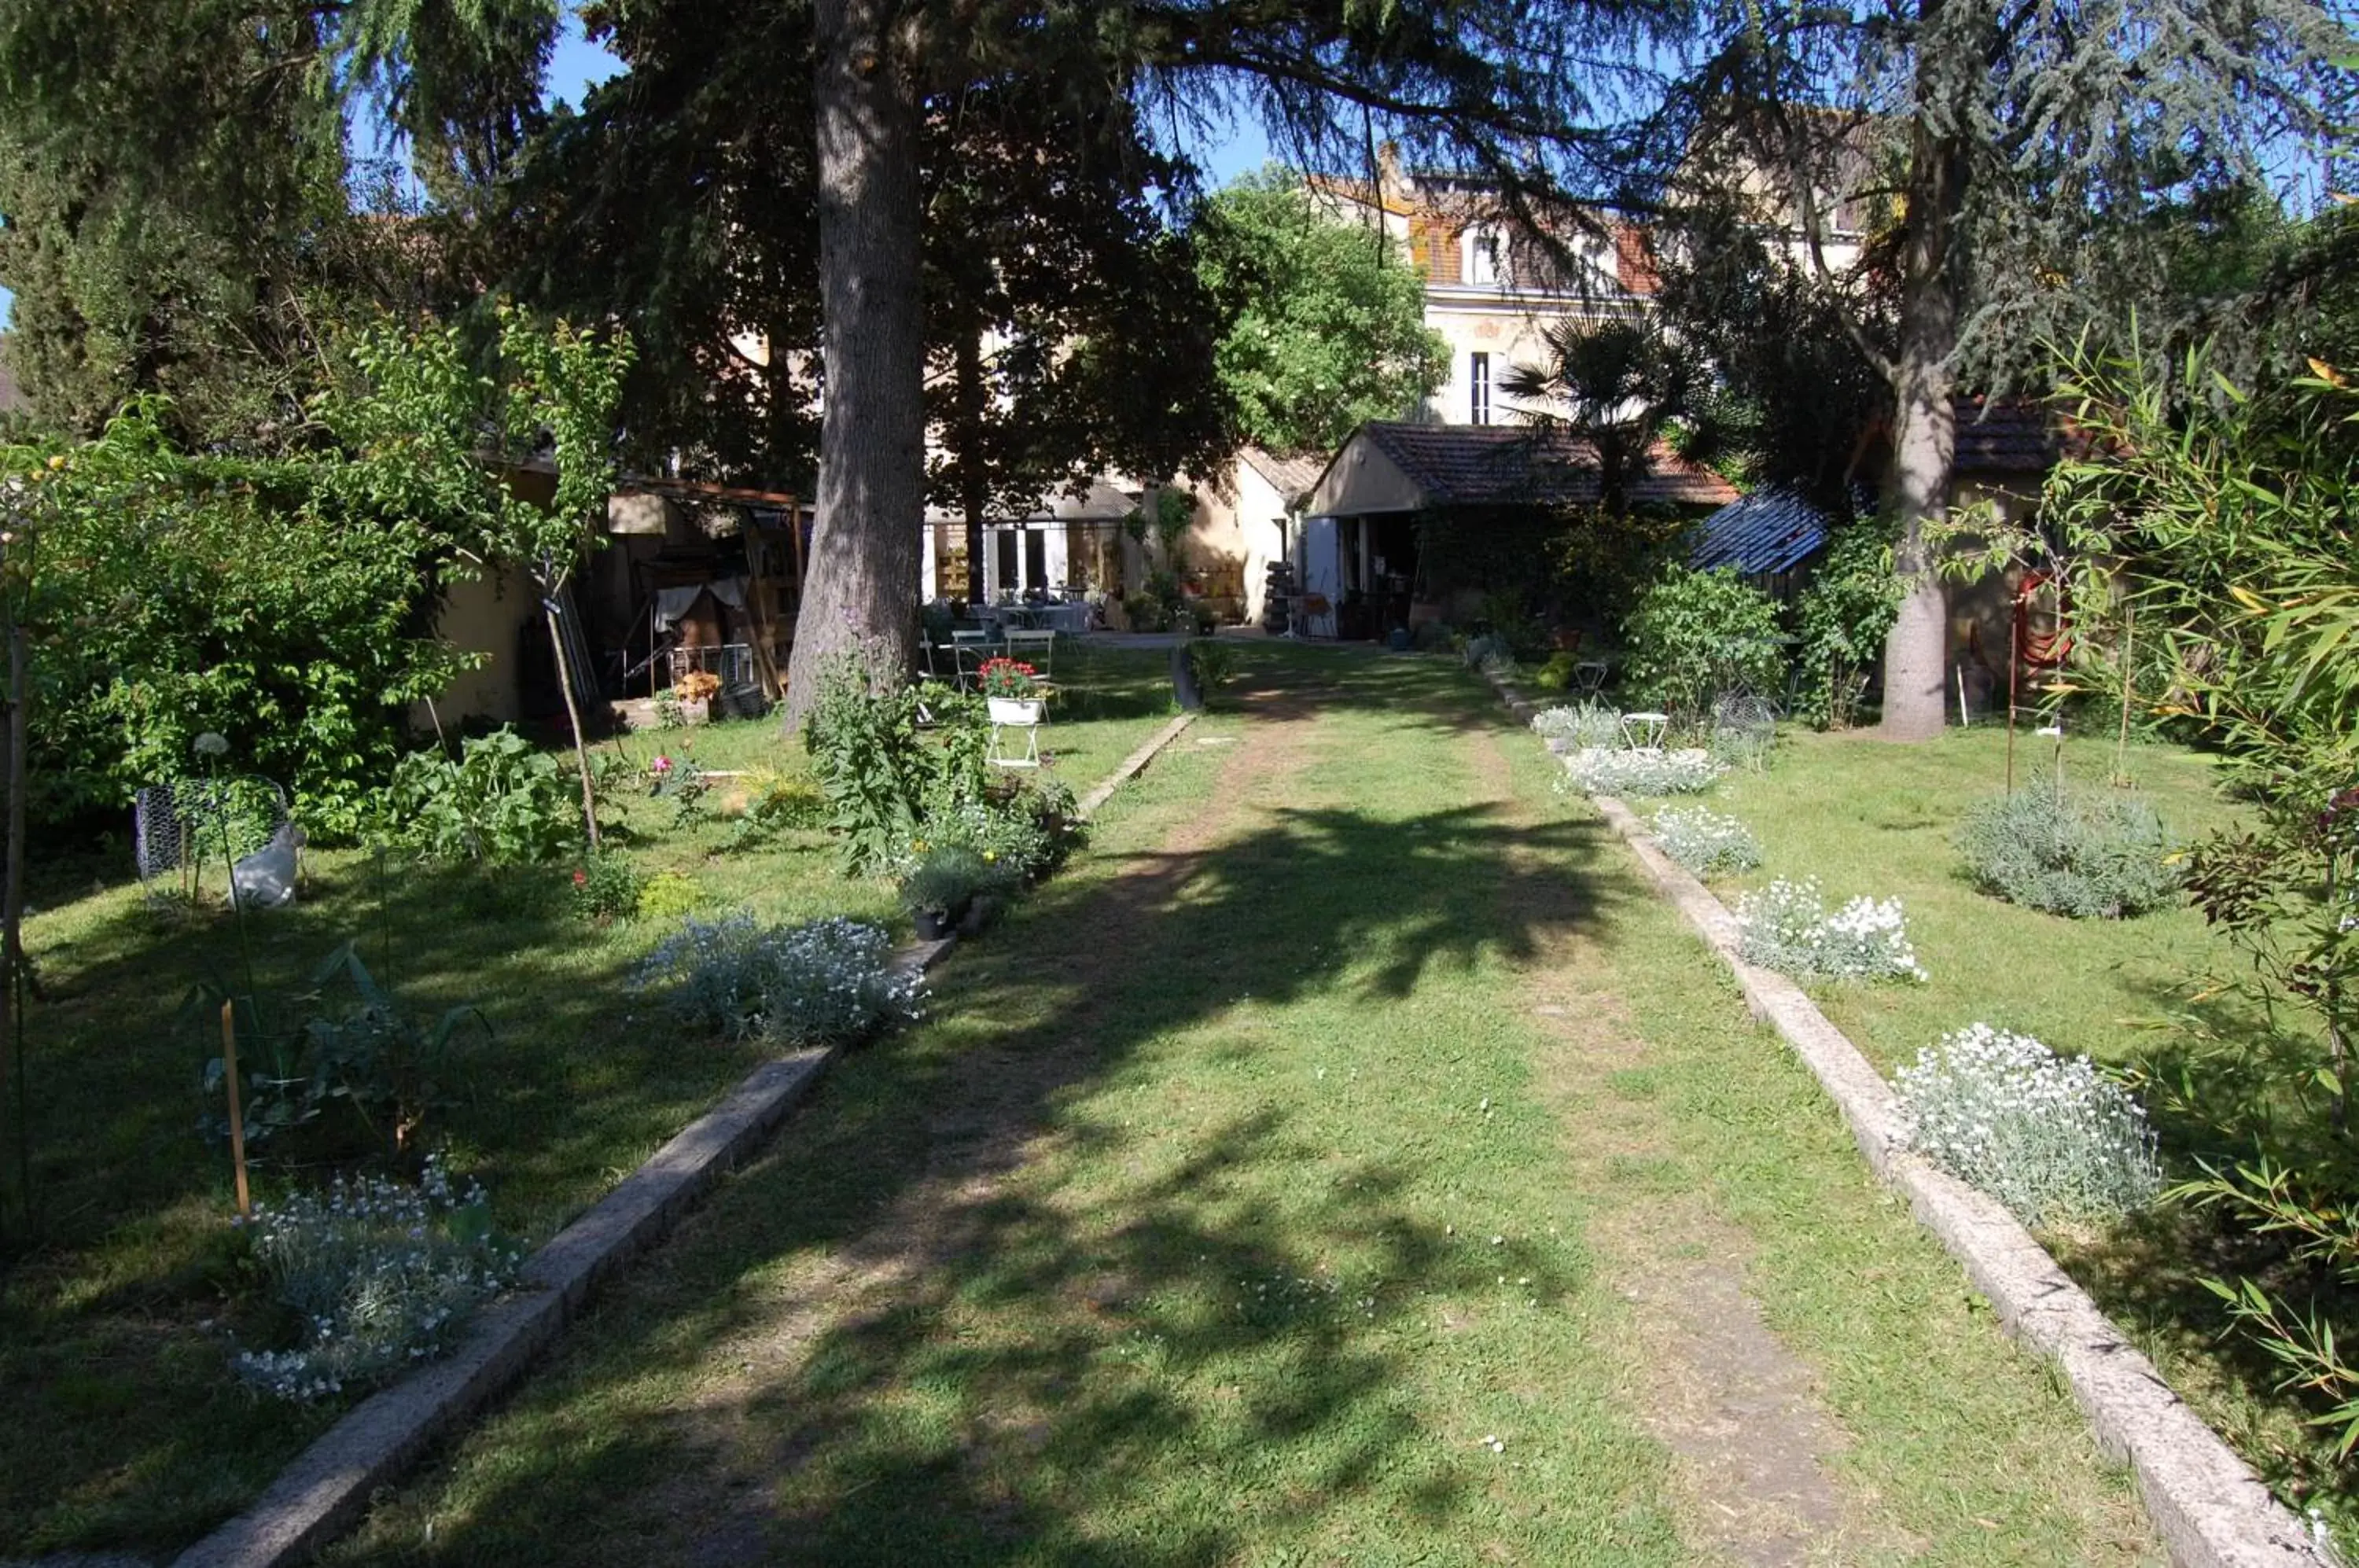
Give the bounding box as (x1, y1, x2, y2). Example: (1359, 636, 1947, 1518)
(1648, 806, 1763, 877)
(3, 411, 472, 832)
(1898, 1024, 2162, 1229)
(203, 941, 489, 1158)
(233, 1157, 521, 1404)
(0, 307, 630, 837)
(1194, 170, 1448, 453)
(1955, 790, 2182, 919)
(631, 914, 922, 1047)
(388, 730, 583, 865)
(1792, 521, 1905, 731)
(801, 658, 987, 875)
(1500, 318, 1706, 517)
(1621, 565, 1787, 722)
(569, 851, 643, 922)
(1187, 638, 1238, 697)
(723, 771, 830, 852)
(912, 775, 1083, 885)
(635, 870, 706, 924)
(899, 843, 1008, 918)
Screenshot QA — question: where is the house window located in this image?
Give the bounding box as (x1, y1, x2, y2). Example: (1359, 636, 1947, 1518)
(1470, 352, 1491, 425)
(1461, 224, 1504, 288)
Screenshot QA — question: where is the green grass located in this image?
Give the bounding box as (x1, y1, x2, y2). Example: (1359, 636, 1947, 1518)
(1698, 726, 2246, 1081)
(0, 645, 1179, 1557)
(319, 650, 2155, 1566)
(1638, 722, 2358, 1540)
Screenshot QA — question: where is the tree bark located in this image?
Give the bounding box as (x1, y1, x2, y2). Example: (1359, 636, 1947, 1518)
(1877, 109, 1963, 742)
(956, 322, 988, 607)
(785, 0, 927, 725)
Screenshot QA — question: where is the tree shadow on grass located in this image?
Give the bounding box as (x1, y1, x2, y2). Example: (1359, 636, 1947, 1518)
(325, 662, 1643, 1567)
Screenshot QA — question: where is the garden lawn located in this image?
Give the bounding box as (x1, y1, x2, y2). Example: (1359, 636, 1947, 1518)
(0, 644, 1175, 1558)
(326, 647, 2156, 1567)
(1662, 723, 2356, 1539)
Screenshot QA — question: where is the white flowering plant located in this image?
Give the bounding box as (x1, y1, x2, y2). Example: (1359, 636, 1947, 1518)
(1735, 877, 1928, 982)
(1555, 746, 1727, 798)
(1649, 807, 1763, 877)
(1897, 1023, 2162, 1228)
(1529, 701, 1623, 752)
(232, 1155, 520, 1402)
(633, 913, 923, 1046)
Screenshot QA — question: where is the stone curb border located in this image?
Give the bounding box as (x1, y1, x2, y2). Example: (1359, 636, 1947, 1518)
(1489, 675, 2328, 1568)
(172, 714, 1210, 1568)
(1074, 710, 1199, 819)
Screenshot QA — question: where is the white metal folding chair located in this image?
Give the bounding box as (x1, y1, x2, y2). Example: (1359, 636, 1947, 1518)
(1003, 627, 1055, 679)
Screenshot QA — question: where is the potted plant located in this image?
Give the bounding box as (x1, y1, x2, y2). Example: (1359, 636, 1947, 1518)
(900, 842, 993, 940)
(673, 669, 721, 724)
(979, 657, 1045, 725)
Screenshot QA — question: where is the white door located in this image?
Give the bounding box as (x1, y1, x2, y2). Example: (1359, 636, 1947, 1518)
(1301, 515, 1341, 636)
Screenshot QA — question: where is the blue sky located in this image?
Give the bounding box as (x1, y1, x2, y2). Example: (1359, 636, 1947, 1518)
(0, 10, 1273, 330)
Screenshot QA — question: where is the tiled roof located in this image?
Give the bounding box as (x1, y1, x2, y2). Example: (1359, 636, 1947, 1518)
(1239, 447, 1327, 503)
(1690, 489, 1828, 576)
(1357, 421, 1739, 509)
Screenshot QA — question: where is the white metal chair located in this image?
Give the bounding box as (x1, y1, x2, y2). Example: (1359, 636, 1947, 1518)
(1619, 711, 1670, 749)
(1003, 627, 1055, 677)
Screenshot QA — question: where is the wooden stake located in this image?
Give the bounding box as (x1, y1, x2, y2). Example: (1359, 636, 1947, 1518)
(221, 1000, 250, 1220)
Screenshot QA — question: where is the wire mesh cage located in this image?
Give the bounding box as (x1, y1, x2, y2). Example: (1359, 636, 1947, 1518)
(1710, 691, 1781, 772)
(134, 776, 297, 909)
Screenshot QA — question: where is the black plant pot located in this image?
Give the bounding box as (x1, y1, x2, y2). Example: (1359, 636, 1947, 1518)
(912, 907, 952, 941)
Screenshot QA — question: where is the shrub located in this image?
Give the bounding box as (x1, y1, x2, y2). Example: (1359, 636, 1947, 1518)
(632, 914, 923, 1047)
(1462, 631, 1511, 671)
(1706, 692, 1780, 773)
(900, 843, 1007, 917)
(203, 943, 486, 1157)
(388, 729, 583, 864)
(1649, 807, 1762, 877)
(232, 1156, 521, 1401)
(1555, 746, 1726, 797)
(1897, 1023, 2162, 1228)
(1735, 877, 1927, 982)
(914, 775, 1082, 882)
(1187, 637, 1238, 695)
(802, 657, 986, 874)
(570, 851, 642, 922)
(1791, 521, 1904, 730)
(1956, 790, 2181, 918)
(635, 870, 705, 923)
(1529, 700, 1623, 751)
(1621, 565, 1788, 721)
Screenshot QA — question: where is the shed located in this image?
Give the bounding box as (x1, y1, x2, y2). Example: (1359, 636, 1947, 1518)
(1297, 421, 1739, 638)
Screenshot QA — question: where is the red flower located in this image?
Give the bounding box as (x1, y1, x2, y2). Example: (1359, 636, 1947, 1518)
(572, 870, 588, 885)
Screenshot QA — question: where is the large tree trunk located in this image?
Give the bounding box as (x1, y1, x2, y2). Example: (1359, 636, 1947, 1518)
(956, 324, 988, 608)
(784, 0, 927, 726)
(1876, 118, 1963, 742)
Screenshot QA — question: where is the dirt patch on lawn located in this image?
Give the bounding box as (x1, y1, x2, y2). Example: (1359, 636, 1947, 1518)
(1467, 726, 1911, 1566)
(531, 672, 1338, 1562)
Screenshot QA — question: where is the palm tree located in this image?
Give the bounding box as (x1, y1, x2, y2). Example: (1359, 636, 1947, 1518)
(1499, 318, 1706, 517)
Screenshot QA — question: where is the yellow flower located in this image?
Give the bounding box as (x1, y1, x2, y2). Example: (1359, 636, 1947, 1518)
(912, 839, 929, 854)
(44, 455, 65, 471)
(982, 851, 997, 863)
